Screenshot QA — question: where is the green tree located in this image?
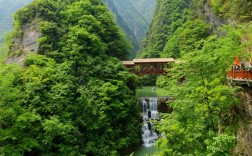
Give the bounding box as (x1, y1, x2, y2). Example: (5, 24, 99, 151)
(162, 19, 210, 58)
(210, 0, 252, 21)
(138, 0, 190, 58)
(1, 0, 141, 155)
(155, 26, 242, 155)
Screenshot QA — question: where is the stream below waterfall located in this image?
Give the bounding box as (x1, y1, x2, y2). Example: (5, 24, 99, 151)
(141, 97, 159, 147)
(133, 97, 159, 156)
(133, 87, 164, 156)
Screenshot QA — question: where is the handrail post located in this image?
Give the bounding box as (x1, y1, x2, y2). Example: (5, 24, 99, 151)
(233, 65, 234, 78)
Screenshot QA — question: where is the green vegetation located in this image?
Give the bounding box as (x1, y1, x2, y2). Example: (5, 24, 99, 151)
(138, 0, 191, 58)
(0, 43, 6, 58)
(2, 0, 252, 155)
(162, 19, 210, 58)
(102, 0, 155, 57)
(0, 0, 155, 58)
(155, 27, 242, 155)
(0, 0, 141, 155)
(210, 0, 252, 21)
(138, 0, 252, 155)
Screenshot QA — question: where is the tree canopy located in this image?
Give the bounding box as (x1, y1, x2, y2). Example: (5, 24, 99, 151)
(0, 0, 141, 155)
(140, 0, 252, 155)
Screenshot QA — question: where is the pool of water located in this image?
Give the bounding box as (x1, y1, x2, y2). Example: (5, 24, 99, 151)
(136, 86, 169, 98)
(136, 86, 157, 98)
(133, 146, 156, 156)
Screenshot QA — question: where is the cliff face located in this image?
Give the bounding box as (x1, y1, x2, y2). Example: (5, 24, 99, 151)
(128, 0, 156, 24)
(6, 21, 41, 64)
(236, 87, 252, 155)
(202, 1, 225, 30)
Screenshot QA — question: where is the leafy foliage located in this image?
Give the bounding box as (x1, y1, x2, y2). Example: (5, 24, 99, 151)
(1, 0, 141, 155)
(162, 19, 210, 58)
(0, 43, 6, 58)
(143, 0, 249, 155)
(155, 24, 243, 155)
(210, 0, 252, 21)
(102, 0, 155, 58)
(138, 0, 191, 58)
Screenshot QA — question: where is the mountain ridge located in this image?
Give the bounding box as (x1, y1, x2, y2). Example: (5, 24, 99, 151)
(102, 0, 155, 57)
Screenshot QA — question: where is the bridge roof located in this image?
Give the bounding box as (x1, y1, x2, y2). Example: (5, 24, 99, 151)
(122, 61, 135, 66)
(122, 58, 174, 66)
(133, 58, 174, 64)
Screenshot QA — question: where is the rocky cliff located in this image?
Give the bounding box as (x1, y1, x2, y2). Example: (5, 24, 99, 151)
(6, 21, 41, 64)
(236, 87, 252, 155)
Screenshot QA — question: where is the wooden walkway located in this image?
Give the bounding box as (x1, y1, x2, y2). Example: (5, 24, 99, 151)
(227, 70, 252, 87)
(122, 58, 174, 76)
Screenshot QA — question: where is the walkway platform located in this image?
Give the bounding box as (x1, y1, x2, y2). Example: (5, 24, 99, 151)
(227, 71, 252, 87)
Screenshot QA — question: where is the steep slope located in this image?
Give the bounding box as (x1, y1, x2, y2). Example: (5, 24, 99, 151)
(139, 0, 252, 155)
(0, 0, 140, 155)
(0, 0, 33, 42)
(1, 0, 156, 58)
(102, 0, 155, 57)
(209, 0, 252, 22)
(102, 0, 139, 57)
(140, 0, 252, 58)
(128, 0, 156, 24)
(138, 0, 190, 58)
(112, 0, 149, 48)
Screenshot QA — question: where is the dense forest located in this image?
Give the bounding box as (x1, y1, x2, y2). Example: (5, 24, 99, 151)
(102, 0, 155, 57)
(0, 0, 141, 155)
(1, 0, 252, 155)
(139, 0, 252, 155)
(0, 0, 155, 58)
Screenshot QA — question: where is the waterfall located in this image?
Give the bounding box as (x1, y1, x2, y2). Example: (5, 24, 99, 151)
(140, 97, 159, 147)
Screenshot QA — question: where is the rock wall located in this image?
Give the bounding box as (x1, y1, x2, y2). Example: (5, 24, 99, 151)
(203, 2, 225, 30)
(235, 86, 252, 155)
(5, 20, 41, 64)
(196, 0, 225, 31)
(157, 97, 173, 113)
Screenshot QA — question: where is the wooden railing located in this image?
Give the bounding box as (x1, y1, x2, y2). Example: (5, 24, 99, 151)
(227, 70, 252, 79)
(122, 58, 174, 76)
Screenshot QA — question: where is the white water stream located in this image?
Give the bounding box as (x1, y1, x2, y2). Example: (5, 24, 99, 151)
(140, 97, 159, 147)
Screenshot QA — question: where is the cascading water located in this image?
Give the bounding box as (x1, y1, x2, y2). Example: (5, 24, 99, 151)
(140, 97, 159, 147)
